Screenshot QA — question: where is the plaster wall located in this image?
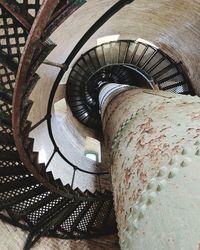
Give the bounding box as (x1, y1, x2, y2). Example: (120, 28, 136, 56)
(28, 0, 200, 173)
(4, 0, 200, 249)
(103, 88, 200, 249)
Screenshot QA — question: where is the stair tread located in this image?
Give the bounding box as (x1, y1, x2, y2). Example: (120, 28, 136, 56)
(0, 150, 20, 161)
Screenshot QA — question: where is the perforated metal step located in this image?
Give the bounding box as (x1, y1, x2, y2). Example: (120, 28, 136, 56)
(0, 1, 117, 249)
(66, 40, 194, 129)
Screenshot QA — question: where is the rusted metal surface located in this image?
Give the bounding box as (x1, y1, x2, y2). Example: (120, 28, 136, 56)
(31, 40, 56, 73)
(11, 0, 89, 194)
(12, 0, 62, 195)
(0, 0, 32, 29)
(2, 6, 121, 248)
(103, 88, 200, 249)
(11, 0, 95, 196)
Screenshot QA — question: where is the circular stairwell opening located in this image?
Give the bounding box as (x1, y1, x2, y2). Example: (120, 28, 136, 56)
(66, 39, 194, 131)
(0, 0, 197, 245)
(22, 38, 194, 194)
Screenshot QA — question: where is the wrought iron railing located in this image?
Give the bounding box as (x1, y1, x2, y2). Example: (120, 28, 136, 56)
(0, 0, 194, 249)
(66, 39, 194, 129)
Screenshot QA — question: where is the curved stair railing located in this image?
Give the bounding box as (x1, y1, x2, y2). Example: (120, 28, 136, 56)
(66, 40, 194, 129)
(0, 0, 194, 249)
(12, 0, 136, 194)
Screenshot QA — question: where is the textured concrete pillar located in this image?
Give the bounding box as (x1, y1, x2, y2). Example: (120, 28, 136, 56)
(101, 87, 200, 250)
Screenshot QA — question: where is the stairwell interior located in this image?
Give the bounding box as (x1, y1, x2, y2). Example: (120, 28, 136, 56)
(0, 0, 199, 249)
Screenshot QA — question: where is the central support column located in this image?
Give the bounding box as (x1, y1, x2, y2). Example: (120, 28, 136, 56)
(100, 86, 200, 250)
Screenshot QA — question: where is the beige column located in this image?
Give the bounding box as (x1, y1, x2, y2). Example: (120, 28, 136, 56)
(101, 87, 200, 250)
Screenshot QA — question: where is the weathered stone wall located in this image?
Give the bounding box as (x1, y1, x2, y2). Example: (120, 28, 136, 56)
(2, 0, 200, 249)
(103, 88, 200, 249)
(30, 0, 200, 140)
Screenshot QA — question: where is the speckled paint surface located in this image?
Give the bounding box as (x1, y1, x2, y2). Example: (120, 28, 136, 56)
(103, 88, 200, 250)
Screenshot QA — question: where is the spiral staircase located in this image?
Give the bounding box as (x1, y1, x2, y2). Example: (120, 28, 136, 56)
(66, 39, 193, 130)
(0, 0, 195, 249)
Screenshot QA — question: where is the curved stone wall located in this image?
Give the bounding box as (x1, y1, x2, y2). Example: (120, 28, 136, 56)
(103, 88, 200, 250)
(4, 0, 199, 249)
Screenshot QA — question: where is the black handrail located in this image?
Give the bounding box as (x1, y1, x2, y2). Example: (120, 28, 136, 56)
(45, 0, 135, 175)
(66, 39, 194, 130)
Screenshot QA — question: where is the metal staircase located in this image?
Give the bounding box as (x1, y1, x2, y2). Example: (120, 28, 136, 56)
(0, 0, 194, 249)
(66, 40, 194, 130)
(0, 0, 129, 249)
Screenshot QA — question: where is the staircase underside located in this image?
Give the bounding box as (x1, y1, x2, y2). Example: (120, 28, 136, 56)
(0, 1, 120, 249)
(0, 0, 196, 250)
